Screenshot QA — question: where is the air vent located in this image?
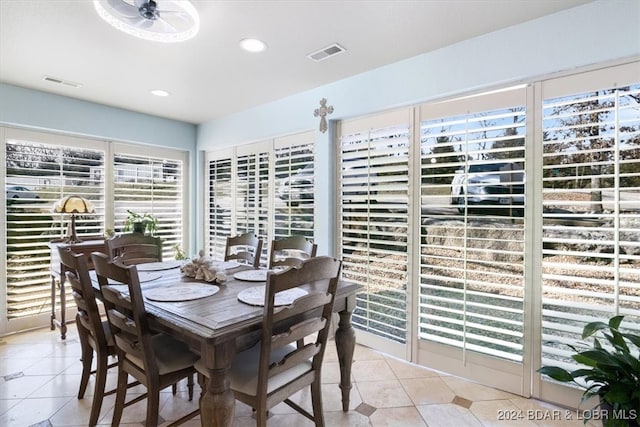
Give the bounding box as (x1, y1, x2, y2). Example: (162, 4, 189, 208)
(43, 76, 82, 88)
(307, 43, 346, 62)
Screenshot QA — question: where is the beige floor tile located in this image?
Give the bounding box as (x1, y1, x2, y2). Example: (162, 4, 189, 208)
(470, 399, 538, 427)
(0, 374, 56, 399)
(384, 356, 440, 380)
(352, 359, 396, 382)
(441, 376, 518, 402)
(416, 403, 483, 427)
(0, 357, 42, 376)
(510, 397, 600, 427)
(28, 373, 84, 398)
(0, 396, 72, 426)
(0, 325, 596, 427)
(21, 356, 79, 376)
(370, 406, 428, 427)
(324, 409, 372, 427)
(356, 379, 414, 409)
(400, 377, 456, 405)
(354, 345, 386, 361)
(0, 398, 20, 417)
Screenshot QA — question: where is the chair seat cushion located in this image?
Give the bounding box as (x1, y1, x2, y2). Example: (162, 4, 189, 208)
(208, 343, 312, 397)
(126, 334, 199, 375)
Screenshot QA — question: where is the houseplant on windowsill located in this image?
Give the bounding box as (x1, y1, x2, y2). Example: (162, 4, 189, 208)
(123, 210, 158, 235)
(538, 315, 640, 427)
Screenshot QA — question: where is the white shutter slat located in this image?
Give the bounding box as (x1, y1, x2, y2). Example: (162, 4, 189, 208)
(419, 95, 526, 362)
(5, 139, 105, 319)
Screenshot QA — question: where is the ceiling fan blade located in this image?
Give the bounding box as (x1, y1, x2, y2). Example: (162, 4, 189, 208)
(106, 0, 139, 18)
(155, 16, 178, 33)
(120, 16, 155, 29)
(133, 0, 148, 8)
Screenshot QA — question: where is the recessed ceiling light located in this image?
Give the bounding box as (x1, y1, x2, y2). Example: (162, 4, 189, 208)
(151, 89, 170, 97)
(239, 38, 267, 53)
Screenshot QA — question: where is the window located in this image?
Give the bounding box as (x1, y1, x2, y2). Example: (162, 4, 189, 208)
(112, 146, 186, 261)
(338, 110, 411, 346)
(540, 70, 640, 386)
(419, 88, 527, 364)
(206, 132, 315, 264)
(2, 129, 188, 332)
(4, 130, 105, 324)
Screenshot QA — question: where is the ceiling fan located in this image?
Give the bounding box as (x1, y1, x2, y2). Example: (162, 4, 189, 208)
(93, 0, 200, 43)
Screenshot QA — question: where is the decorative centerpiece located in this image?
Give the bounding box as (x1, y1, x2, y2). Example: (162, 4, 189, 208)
(180, 250, 227, 283)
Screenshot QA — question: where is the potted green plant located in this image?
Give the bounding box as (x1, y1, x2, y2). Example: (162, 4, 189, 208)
(538, 315, 640, 427)
(123, 210, 158, 235)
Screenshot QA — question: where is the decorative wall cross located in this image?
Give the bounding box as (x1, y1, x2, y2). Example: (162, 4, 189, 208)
(313, 98, 334, 133)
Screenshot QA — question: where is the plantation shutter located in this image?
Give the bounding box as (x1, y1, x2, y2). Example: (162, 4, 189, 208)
(206, 131, 316, 264)
(4, 130, 105, 321)
(338, 109, 411, 345)
(206, 149, 234, 261)
(539, 65, 640, 380)
(236, 143, 271, 262)
(112, 145, 186, 261)
(273, 132, 315, 241)
(418, 87, 527, 363)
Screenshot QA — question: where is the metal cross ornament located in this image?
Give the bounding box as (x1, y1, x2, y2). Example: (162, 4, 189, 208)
(313, 98, 334, 133)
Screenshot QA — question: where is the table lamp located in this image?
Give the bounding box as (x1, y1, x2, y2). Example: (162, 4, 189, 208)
(52, 195, 95, 243)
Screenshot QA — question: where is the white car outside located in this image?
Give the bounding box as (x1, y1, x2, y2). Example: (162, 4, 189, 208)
(450, 161, 525, 213)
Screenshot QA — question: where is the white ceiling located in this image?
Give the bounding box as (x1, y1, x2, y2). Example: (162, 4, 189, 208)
(0, 0, 590, 125)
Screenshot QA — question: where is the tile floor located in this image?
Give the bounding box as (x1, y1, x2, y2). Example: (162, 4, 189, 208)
(0, 324, 595, 427)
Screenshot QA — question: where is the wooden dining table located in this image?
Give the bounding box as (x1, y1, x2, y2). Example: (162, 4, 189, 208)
(91, 259, 362, 427)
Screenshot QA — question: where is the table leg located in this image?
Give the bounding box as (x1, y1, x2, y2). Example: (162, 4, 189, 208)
(199, 343, 235, 427)
(58, 276, 67, 339)
(335, 307, 356, 412)
(50, 275, 56, 330)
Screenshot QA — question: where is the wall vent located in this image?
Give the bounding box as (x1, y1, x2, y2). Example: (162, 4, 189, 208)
(307, 43, 346, 62)
(43, 76, 82, 88)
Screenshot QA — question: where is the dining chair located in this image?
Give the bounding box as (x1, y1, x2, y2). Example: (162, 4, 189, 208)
(106, 233, 163, 265)
(224, 232, 263, 268)
(197, 256, 342, 426)
(268, 235, 318, 269)
(91, 252, 200, 427)
(58, 247, 128, 426)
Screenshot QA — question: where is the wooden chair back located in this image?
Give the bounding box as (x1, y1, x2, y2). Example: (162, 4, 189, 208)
(91, 252, 158, 378)
(58, 247, 107, 351)
(106, 233, 162, 265)
(91, 251, 199, 426)
(58, 247, 115, 426)
(268, 235, 318, 269)
(224, 232, 263, 268)
(232, 256, 342, 423)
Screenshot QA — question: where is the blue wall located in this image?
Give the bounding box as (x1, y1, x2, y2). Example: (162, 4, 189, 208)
(0, 83, 196, 148)
(196, 0, 640, 255)
(0, 83, 198, 251)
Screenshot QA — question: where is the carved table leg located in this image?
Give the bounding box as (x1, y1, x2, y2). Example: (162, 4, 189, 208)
(335, 306, 356, 412)
(199, 343, 235, 427)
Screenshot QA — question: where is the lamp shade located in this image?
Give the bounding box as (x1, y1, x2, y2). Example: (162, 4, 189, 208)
(53, 195, 95, 214)
(53, 196, 95, 243)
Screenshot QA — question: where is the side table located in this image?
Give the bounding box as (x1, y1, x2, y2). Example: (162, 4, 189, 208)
(48, 239, 106, 339)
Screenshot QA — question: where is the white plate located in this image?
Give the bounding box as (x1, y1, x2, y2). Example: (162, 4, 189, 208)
(145, 284, 220, 302)
(237, 285, 308, 306)
(136, 260, 182, 272)
(213, 261, 244, 270)
(233, 269, 271, 282)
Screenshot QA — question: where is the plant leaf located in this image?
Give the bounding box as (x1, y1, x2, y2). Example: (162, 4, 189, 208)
(538, 366, 574, 382)
(608, 315, 624, 330)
